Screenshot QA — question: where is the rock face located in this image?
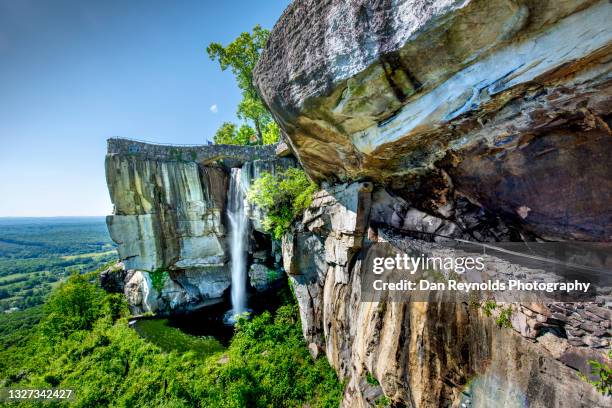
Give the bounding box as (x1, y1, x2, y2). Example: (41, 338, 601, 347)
(255, 1, 612, 407)
(255, 0, 612, 241)
(105, 139, 293, 314)
(282, 183, 611, 407)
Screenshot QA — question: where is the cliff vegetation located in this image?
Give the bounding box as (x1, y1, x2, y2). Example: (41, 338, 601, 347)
(247, 168, 317, 239)
(0, 274, 343, 407)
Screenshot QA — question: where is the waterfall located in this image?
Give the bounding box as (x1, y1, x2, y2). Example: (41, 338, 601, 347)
(227, 167, 248, 320)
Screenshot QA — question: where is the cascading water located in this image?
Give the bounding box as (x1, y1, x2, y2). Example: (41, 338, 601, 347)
(225, 167, 249, 323)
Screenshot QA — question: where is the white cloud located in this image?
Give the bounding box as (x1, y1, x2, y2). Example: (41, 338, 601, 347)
(209, 104, 218, 114)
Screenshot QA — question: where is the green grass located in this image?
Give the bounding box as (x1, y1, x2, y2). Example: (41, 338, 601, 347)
(0, 272, 30, 284)
(61, 249, 117, 260)
(133, 318, 224, 358)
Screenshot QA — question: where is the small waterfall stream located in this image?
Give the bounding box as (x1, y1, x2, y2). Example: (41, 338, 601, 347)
(226, 167, 248, 322)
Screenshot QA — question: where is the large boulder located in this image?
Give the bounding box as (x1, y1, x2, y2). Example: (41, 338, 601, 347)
(254, 2, 612, 404)
(254, 0, 612, 241)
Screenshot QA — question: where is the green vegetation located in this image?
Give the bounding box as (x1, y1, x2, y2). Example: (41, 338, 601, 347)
(480, 300, 513, 328)
(149, 268, 169, 292)
(247, 168, 317, 239)
(580, 350, 612, 396)
(495, 305, 513, 328)
(0, 217, 116, 311)
(375, 395, 391, 407)
(132, 319, 224, 359)
(213, 122, 258, 145)
(481, 299, 497, 317)
(207, 25, 280, 146)
(267, 267, 282, 282)
(366, 372, 380, 386)
(0, 274, 343, 407)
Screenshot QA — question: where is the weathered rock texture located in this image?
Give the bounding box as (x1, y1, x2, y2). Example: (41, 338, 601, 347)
(282, 183, 611, 407)
(256, 1, 612, 407)
(255, 0, 612, 241)
(105, 139, 293, 313)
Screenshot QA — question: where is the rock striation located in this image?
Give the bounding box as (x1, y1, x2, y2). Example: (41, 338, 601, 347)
(255, 1, 612, 407)
(255, 0, 612, 241)
(282, 183, 611, 407)
(103, 1, 611, 405)
(105, 139, 293, 313)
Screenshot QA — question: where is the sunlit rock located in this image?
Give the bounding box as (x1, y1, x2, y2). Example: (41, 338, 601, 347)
(255, 0, 612, 241)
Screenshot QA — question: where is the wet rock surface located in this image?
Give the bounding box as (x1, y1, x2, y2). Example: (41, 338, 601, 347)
(105, 140, 294, 314)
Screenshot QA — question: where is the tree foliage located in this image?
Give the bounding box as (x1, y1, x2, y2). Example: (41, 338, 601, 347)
(207, 25, 277, 145)
(213, 122, 258, 145)
(39, 274, 127, 341)
(247, 168, 317, 239)
(580, 350, 612, 396)
(0, 273, 343, 407)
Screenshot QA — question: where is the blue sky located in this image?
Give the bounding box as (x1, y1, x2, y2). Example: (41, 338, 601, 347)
(0, 0, 290, 216)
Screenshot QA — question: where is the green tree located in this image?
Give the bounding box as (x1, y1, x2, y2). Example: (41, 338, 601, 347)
(214, 122, 258, 145)
(247, 168, 317, 239)
(207, 25, 276, 145)
(262, 121, 281, 145)
(39, 274, 107, 339)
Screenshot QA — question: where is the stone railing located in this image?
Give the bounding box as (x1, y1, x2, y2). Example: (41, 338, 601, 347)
(107, 137, 278, 166)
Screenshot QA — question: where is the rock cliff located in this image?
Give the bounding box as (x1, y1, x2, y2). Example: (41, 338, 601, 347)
(102, 1, 611, 405)
(105, 139, 294, 313)
(254, 1, 612, 407)
(255, 0, 612, 241)
(282, 183, 610, 407)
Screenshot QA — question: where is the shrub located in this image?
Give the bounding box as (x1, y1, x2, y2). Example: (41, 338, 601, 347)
(580, 350, 612, 396)
(495, 305, 513, 328)
(247, 168, 317, 239)
(40, 274, 109, 339)
(366, 372, 379, 386)
(481, 300, 513, 328)
(481, 299, 497, 317)
(149, 268, 169, 293)
(376, 395, 391, 407)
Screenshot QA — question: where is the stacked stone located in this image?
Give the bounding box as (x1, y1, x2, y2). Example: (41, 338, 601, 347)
(548, 302, 611, 348)
(107, 138, 278, 166)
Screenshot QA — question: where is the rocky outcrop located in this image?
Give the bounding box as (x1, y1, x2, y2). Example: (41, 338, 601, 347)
(105, 139, 294, 314)
(256, 1, 612, 406)
(255, 0, 612, 241)
(283, 183, 611, 407)
(106, 155, 227, 272)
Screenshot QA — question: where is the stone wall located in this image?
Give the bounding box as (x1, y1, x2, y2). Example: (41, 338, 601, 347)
(107, 138, 278, 167)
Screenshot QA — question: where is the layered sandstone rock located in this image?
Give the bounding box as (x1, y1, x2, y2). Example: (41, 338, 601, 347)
(105, 139, 293, 313)
(255, 0, 612, 241)
(283, 183, 610, 407)
(256, 1, 612, 406)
